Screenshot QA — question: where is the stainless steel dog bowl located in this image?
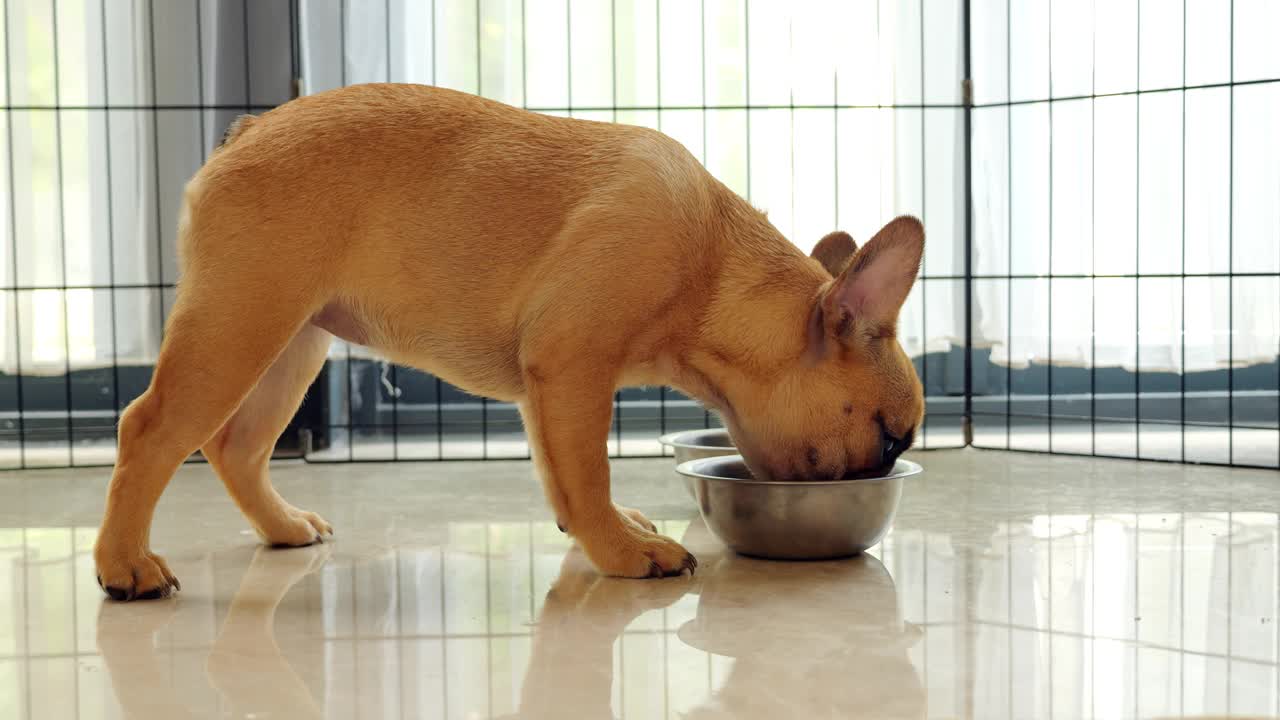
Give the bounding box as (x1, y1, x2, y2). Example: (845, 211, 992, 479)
(658, 429, 737, 499)
(675, 455, 921, 560)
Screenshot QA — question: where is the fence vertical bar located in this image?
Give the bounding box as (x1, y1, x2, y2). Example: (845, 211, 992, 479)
(101, 0, 121, 458)
(1047, 0, 1055, 455)
(1135, 0, 1142, 460)
(388, 0, 399, 461)
(1226, 0, 1234, 465)
(962, 0, 974, 445)
(53, 0, 74, 465)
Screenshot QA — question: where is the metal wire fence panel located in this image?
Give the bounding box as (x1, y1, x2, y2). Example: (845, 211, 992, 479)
(1, 0, 297, 469)
(967, 0, 1280, 469)
(1, 0, 1275, 469)
(296, 0, 966, 461)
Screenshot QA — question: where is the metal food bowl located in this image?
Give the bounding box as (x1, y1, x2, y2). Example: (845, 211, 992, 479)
(658, 429, 737, 499)
(675, 455, 922, 560)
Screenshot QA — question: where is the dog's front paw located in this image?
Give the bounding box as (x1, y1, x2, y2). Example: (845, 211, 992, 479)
(576, 510, 697, 578)
(94, 543, 180, 602)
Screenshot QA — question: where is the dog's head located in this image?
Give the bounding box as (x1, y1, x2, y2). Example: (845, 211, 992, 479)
(717, 216, 925, 481)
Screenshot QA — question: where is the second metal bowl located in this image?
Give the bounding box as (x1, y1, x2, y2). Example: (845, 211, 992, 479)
(658, 429, 737, 499)
(675, 455, 921, 560)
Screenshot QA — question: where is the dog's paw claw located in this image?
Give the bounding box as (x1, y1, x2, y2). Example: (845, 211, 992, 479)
(648, 561, 664, 578)
(104, 586, 134, 602)
(680, 553, 698, 575)
(661, 554, 698, 578)
(134, 585, 171, 601)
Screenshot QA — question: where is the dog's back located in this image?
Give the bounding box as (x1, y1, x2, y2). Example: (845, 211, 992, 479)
(201, 83, 710, 263)
(186, 83, 726, 397)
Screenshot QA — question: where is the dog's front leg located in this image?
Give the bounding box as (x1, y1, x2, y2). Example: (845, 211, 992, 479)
(520, 372, 697, 578)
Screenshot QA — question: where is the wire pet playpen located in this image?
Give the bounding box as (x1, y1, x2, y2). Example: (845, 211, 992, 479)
(1, 0, 1277, 470)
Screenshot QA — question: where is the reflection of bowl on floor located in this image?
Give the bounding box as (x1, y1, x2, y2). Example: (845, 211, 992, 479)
(658, 429, 737, 499)
(677, 552, 919, 657)
(677, 552, 926, 720)
(676, 455, 921, 560)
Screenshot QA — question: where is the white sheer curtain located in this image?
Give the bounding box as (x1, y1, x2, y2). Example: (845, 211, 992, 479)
(1, 0, 162, 375)
(970, 0, 1280, 372)
(8, 1, 1269, 379)
(0, 0, 293, 376)
(298, 0, 967, 362)
(307, 0, 1280, 375)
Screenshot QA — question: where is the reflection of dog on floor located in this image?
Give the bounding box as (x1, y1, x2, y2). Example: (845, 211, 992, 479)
(509, 548, 693, 719)
(507, 522, 923, 720)
(96, 545, 329, 719)
(679, 551, 925, 720)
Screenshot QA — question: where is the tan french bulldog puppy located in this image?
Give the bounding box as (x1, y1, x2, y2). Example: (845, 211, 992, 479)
(93, 84, 924, 600)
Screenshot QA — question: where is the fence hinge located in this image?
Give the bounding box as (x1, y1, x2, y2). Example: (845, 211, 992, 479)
(962, 78, 974, 107)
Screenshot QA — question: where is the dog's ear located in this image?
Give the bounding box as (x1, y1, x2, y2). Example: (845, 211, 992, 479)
(820, 216, 923, 339)
(810, 231, 858, 276)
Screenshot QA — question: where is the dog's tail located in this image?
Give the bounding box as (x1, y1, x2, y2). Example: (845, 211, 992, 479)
(218, 114, 256, 149)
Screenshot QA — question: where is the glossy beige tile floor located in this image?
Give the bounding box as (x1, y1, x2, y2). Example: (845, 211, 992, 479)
(1, 449, 1279, 719)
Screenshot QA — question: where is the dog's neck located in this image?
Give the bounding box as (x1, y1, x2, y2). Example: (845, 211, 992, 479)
(666, 193, 829, 417)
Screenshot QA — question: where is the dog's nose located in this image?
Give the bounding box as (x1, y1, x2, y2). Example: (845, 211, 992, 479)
(881, 427, 913, 467)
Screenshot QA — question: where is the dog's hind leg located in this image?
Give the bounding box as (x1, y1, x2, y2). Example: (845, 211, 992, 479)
(93, 267, 319, 601)
(202, 323, 334, 547)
